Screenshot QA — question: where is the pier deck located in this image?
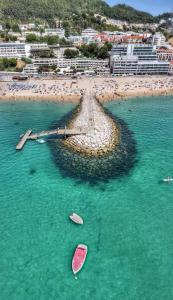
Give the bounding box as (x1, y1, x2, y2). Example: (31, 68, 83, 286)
(16, 130, 32, 150)
(16, 127, 85, 150)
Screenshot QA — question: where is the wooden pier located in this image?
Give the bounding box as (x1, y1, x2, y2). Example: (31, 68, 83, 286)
(16, 130, 32, 150)
(16, 127, 85, 150)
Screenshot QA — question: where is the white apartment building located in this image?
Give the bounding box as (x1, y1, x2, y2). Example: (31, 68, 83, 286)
(25, 43, 50, 57)
(81, 28, 98, 38)
(0, 42, 26, 58)
(110, 44, 158, 61)
(19, 23, 36, 31)
(33, 58, 108, 70)
(22, 31, 42, 38)
(110, 44, 170, 75)
(111, 55, 170, 75)
(152, 32, 168, 47)
(68, 35, 83, 45)
(44, 28, 65, 38)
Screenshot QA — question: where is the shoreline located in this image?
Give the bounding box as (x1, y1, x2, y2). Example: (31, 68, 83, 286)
(0, 75, 173, 104)
(0, 88, 173, 103)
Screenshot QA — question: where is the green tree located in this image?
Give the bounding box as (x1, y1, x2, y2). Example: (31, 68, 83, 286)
(12, 24, 21, 32)
(26, 34, 38, 43)
(51, 64, 57, 71)
(8, 35, 17, 42)
(64, 49, 79, 59)
(97, 46, 108, 59)
(2, 58, 9, 68)
(46, 35, 59, 45)
(8, 58, 17, 67)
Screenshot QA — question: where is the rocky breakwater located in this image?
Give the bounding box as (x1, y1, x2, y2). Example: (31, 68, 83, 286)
(61, 91, 120, 157)
(51, 85, 136, 182)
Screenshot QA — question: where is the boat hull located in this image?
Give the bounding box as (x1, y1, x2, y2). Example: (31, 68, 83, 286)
(69, 213, 83, 224)
(72, 244, 87, 274)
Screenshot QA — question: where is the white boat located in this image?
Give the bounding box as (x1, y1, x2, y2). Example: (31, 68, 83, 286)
(163, 177, 173, 182)
(37, 139, 46, 144)
(69, 213, 83, 225)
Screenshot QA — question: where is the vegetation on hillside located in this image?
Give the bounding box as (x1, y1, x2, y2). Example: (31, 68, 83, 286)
(0, 0, 159, 32)
(25, 33, 70, 46)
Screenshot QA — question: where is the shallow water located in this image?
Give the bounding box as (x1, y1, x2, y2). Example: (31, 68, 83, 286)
(0, 97, 173, 299)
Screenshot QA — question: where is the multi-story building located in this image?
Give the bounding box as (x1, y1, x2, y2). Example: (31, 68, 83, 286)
(33, 57, 108, 71)
(0, 42, 26, 58)
(25, 43, 50, 57)
(22, 31, 42, 38)
(44, 28, 65, 38)
(19, 23, 36, 31)
(67, 35, 83, 46)
(110, 43, 170, 75)
(110, 44, 158, 60)
(157, 47, 173, 61)
(152, 32, 168, 47)
(81, 28, 98, 39)
(111, 55, 170, 75)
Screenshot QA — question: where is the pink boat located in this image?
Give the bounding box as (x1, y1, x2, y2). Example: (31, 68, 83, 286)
(72, 244, 88, 274)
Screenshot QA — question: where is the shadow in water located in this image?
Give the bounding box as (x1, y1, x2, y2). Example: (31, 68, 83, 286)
(49, 106, 137, 184)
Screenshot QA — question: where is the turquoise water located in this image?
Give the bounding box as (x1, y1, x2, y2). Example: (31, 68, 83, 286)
(0, 97, 173, 300)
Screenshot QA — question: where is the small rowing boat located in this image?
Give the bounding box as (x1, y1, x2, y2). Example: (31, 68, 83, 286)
(69, 213, 83, 225)
(72, 244, 88, 274)
(37, 139, 46, 144)
(163, 176, 173, 182)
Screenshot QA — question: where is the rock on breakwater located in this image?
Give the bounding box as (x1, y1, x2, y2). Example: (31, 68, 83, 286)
(61, 91, 120, 157)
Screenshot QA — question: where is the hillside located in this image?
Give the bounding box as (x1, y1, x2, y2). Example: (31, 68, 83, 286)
(105, 4, 154, 23)
(0, 0, 104, 22)
(0, 0, 170, 30)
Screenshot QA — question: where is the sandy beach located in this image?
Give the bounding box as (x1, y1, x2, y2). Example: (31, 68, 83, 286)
(0, 75, 173, 103)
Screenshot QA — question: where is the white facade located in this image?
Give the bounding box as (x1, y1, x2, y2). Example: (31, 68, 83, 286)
(33, 58, 108, 70)
(0, 42, 26, 58)
(152, 32, 168, 47)
(110, 44, 170, 75)
(23, 31, 42, 38)
(110, 44, 158, 60)
(111, 55, 170, 75)
(19, 23, 36, 31)
(81, 28, 98, 38)
(44, 28, 65, 38)
(25, 43, 49, 57)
